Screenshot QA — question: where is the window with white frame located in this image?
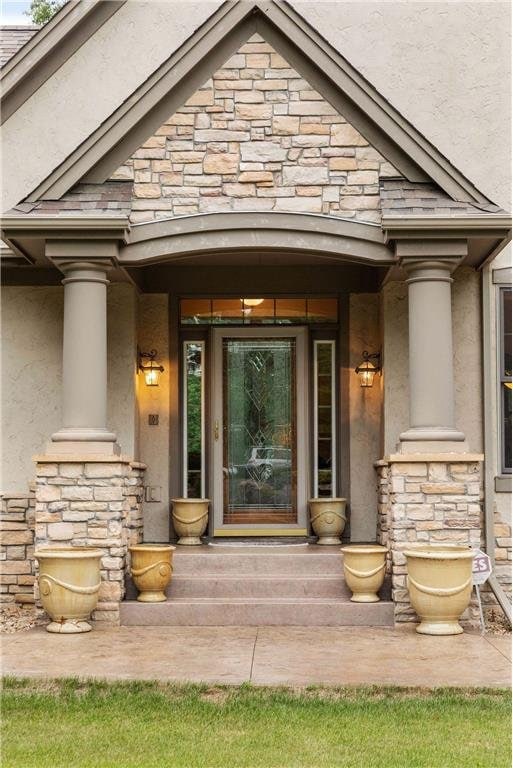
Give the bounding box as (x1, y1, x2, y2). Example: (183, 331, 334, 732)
(499, 287, 512, 474)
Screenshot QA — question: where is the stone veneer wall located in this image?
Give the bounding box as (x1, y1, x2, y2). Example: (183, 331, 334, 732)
(486, 503, 512, 610)
(112, 33, 397, 224)
(376, 456, 483, 625)
(34, 458, 145, 626)
(0, 489, 36, 603)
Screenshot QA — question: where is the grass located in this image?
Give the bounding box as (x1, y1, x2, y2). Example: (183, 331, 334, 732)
(1, 678, 511, 768)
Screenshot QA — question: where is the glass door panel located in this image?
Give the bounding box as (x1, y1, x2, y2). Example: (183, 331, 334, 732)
(223, 339, 297, 525)
(212, 327, 308, 535)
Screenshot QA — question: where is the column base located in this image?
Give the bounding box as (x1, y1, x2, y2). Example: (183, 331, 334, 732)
(51, 427, 118, 442)
(399, 427, 467, 454)
(46, 439, 121, 456)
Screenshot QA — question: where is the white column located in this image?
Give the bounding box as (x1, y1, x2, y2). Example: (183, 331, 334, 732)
(51, 260, 117, 450)
(399, 256, 466, 450)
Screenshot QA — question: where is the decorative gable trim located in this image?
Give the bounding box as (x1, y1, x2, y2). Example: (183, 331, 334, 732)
(19, 0, 495, 208)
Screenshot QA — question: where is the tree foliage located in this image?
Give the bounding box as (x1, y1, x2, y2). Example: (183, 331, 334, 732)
(26, 0, 65, 25)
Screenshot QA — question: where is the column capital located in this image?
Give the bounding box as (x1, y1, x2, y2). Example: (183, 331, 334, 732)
(45, 239, 119, 271)
(396, 237, 467, 269)
(400, 259, 457, 285)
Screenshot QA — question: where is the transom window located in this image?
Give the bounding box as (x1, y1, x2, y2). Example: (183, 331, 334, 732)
(180, 297, 338, 325)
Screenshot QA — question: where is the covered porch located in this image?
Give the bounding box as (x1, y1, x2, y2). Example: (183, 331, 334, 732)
(1, 209, 502, 626)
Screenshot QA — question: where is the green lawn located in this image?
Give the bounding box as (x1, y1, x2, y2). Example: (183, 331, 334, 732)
(2, 679, 511, 768)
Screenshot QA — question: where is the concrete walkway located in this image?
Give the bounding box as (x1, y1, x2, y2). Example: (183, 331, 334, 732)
(2, 624, 511, 687)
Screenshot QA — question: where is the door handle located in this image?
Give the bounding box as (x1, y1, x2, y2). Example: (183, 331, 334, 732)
(214, 420, 219, 441)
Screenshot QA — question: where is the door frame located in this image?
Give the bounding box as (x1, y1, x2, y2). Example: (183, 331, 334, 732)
(211, 326, 309, 536)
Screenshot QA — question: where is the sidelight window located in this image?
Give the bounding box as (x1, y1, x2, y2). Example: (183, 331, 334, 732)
(313, 340, 336, 497)
(183, 341, 205, 497)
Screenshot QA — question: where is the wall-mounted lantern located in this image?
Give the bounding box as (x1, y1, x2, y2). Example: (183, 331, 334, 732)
(355, 350, 381, 388)
(138, 348, 164, 387)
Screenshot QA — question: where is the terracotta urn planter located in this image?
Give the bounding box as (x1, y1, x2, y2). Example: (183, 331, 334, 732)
(309, 498, 347, 545)
(35, 547, 102, 634)
(340, 544, 387, 602)
(129, 544, 175, 602)
(171, 498, 210, 545)
(404, 545, 475, 635)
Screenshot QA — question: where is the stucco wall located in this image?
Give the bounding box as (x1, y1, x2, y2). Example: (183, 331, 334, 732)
(107, 283, 138, 458)
(349, 293, 381, 541)
(381, 280, 409, 455)
(137, 294, 170, 542)
(1, 284, 138, 494)
(453, 267, 483, 453)
(381, 266, 483, 455)
(1, 286, 62, 494)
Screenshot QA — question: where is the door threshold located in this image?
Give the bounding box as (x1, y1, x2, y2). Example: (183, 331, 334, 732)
(213, 529, 308, 537)
(208, 536, 313, 546)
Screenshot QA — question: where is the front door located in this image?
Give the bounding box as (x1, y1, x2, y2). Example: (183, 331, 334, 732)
(212, 327, 308, 536)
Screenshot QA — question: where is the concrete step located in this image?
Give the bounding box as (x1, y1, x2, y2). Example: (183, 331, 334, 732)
(120, 597, 395, 627)
(167, 575, 352, 599)
(171, 547, 344, 577)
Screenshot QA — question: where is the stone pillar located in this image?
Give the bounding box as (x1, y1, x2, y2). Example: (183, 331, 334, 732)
(50, 259, 117, 450)
(34, 457, 145, 625)
(376, 454, 484, 627)
(398, 243, 467, 452)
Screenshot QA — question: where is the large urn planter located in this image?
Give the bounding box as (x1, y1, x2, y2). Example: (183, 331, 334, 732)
(129, 544, 175, 602)
(404, 545, 475, 635)
(35, 547, 102, 634)
(340, 544, 387, 603)
(171, 498, 210, 545)
(309, 498, 347, 545)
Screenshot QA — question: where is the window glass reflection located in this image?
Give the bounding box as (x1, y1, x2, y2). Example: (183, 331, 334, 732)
(180, 298, 338, 325)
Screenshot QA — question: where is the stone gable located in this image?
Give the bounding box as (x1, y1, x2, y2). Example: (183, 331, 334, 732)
(112, 34, 400, 224)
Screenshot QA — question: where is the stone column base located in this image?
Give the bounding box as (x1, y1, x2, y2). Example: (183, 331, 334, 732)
(376, 453, 484, 627)
(34, 455, 145, 626)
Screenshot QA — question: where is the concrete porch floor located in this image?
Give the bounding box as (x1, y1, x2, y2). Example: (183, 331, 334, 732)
(2, 624, 510, 688)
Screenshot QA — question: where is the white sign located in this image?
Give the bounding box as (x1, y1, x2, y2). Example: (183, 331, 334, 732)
(472, 549, 492, 585)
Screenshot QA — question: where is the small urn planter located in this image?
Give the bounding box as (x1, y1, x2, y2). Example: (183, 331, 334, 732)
(171, 498, 210, 545)
(35, 547, 102, 634)
(340, 544, 387, 603)
(404, 545, 475, 635)
(309, 498, 347, 545)
(129, 544, 175, 602)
